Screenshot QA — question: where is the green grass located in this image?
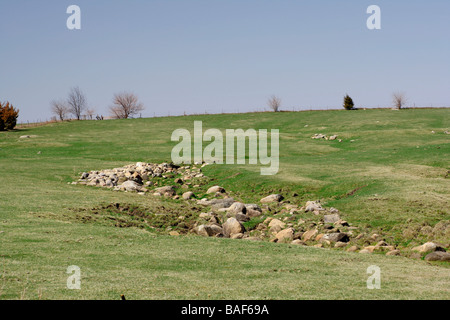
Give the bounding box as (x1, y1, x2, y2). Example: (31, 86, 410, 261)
(0, 108, 449, 299)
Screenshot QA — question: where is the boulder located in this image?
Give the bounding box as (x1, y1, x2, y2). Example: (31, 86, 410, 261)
(206, 186, 225, 194)
(324, 214, 340, 224)
(245, 204, 262, 212)
(235, 213, 250, 223)
(208, 224, 224, 236)
(268, 219, 286, 233)
(120, 180, 141, 192)
(425, 251, 450, 262)
(305, 201, 324, 212)
(154, 186, 176, 197)
(260, 194, 284, 203)
(246, 209, 262, 218)
(292, 239, 306, 245)
(195, 225, 213, 237)
(210, 198, 235, 210)
(276, 228, 294, 243)
(182, 191, 195, 200)
(321, 233, 349, 243)
(386, 250, 401, 256)
(359, 246, 377, 254)
(412, 242, 440, 253)
(227, 202, 247, 215)
(222, 218, 245, 237)
(301, 229, 318, 241)
(334, 241, 347, 248)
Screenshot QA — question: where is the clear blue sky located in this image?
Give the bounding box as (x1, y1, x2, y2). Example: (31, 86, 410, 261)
(1, 0, 449, 122)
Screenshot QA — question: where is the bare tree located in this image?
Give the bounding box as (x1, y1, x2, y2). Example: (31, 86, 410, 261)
(392, 92, 407, 110)
(109, 92, 144, 119)
(268, 95, 281, 112)
(86, 108, 96, 120)
(51, 99, 69, 121)
(67, 87, 87, 120)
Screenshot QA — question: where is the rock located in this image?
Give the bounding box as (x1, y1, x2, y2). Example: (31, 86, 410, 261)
(268, 219, 286, 231)
(195, 225, 213, 237)
(210, 198, 235, 209)
(293, 232, 304, 240)
(222, 218, 245, 237)
(425, 251, 450, 262)
(235, 212, 250, 223)
(305, 201, 324, 212)
(292, 239, 306, 245)
(302, 229, 318, 241)
(169, 231, 180, 236)
(335, 219, 349, 227)
(245, 204, 262, 212)
(154, 186, 176, 197)
(227, 202, 247, 215)
(329, 207, 339, 214)
(195, 224, 222, 237)
(360, 246, 377, 254)
(347, 246, 359, 252)
(120, 180, 141, 192)
(334, 241, 347, 248)
(375, 240, 389, 247)
(182, 191, 195, 200)
(386, 250, 401, 256)
(328, 135, 338, 141)
(321, 233, 349, 243)
(199, 212, 213, 219)
(315, 234, 324, 241)
(311, 133, 326, 139)
(260, 194, 284, 203)
(208, 224, 224, 236)
(230, 233, 244, 240)
(412, 242, 439, 253)
(324, 214, 340, 224)
(369, 233, 380, 241)
(276, 228, 294, 243)
(247, 209, 262, 218)
(206, 186, 225, 194)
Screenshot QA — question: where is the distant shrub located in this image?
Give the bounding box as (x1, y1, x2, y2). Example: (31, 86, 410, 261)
(343, 95, 354, 110)
(0, 101, 19, 131)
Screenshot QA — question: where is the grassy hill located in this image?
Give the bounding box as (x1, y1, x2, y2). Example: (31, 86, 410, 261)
(0, 108, 449, 299)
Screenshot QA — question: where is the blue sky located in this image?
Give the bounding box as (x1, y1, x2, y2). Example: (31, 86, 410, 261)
(1, 0, 449, 122)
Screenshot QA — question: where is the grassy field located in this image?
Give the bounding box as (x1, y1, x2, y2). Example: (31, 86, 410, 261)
(0, 108, 449, 299)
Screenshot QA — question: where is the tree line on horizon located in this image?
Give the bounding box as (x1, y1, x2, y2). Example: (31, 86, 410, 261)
(50, 87, 144, 121)
(268, 92, 408, 112)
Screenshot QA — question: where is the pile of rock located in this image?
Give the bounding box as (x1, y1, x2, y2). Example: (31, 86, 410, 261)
(73, 162, 206, 192)
(311, 133, 339, 141)
(73, 164, 449, 261)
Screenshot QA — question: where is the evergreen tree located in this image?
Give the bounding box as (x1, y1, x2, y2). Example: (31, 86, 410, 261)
(343, 95, 354, 110)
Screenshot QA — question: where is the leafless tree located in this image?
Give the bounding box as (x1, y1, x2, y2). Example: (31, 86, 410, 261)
(109, 92, 144, 119)
(268, 95, 282, 112)
(86, 108, 96, 120)
(392, 92, 407, 110)
(67, 86, 87, 120)
(51, 99, 69, 121)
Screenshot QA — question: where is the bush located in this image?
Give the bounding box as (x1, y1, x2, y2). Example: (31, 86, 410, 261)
(343, 95, 354, 110)
(0, 101, 20, 131)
